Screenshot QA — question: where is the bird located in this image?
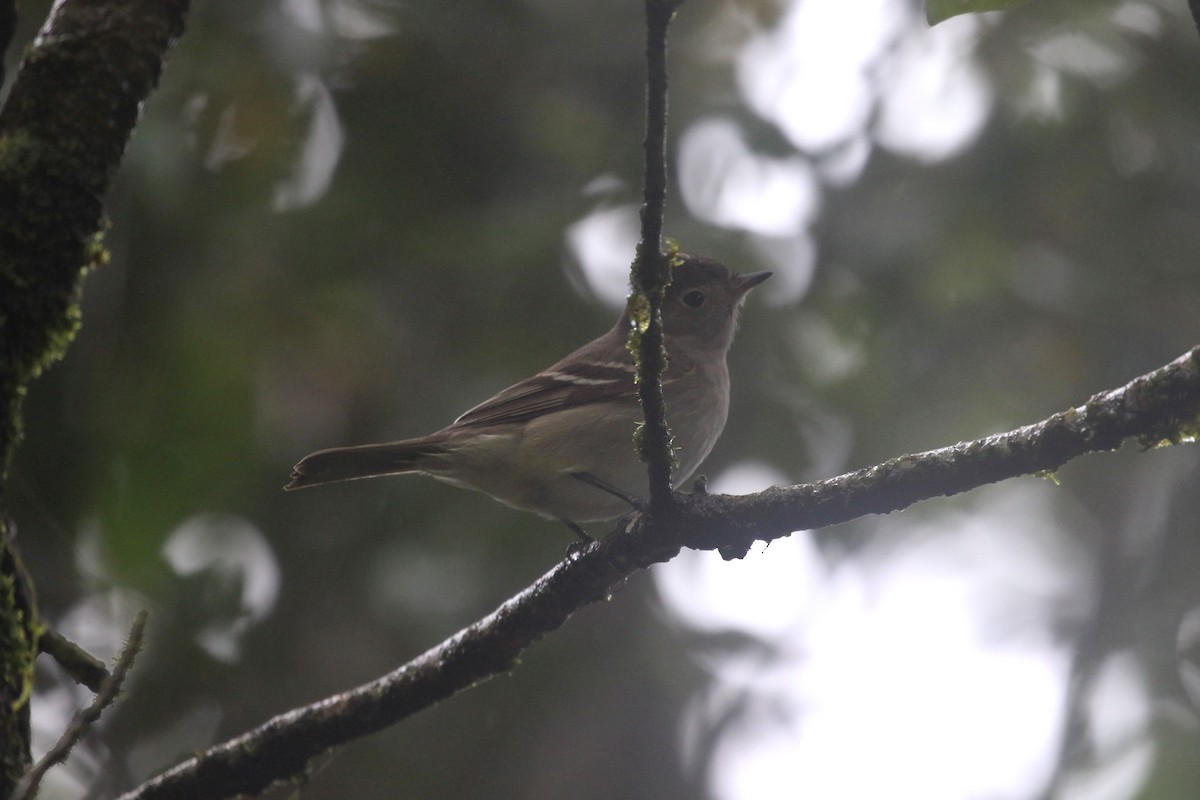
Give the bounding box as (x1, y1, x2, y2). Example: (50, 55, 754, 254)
(285, 253, 770, 540)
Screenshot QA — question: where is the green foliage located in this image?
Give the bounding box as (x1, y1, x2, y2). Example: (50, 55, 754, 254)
(0, 574, 35, 713)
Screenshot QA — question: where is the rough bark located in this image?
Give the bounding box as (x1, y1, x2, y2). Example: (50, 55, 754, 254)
(0, 1, 190, 792)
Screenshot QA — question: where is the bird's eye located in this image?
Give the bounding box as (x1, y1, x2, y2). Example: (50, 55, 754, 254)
(681, 289, 706, 309)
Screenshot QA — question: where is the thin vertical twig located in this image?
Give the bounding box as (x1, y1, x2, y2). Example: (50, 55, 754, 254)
(631, 0, 684, 509)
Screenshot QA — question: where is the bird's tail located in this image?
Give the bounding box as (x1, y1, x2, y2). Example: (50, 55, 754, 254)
(284, 438, 447, 490)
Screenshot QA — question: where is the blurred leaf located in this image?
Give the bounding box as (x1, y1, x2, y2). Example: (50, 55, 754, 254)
(926, 0, 1028, 25)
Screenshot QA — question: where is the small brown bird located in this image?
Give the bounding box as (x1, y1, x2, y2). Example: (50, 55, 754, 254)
(286, 254, 769, 538)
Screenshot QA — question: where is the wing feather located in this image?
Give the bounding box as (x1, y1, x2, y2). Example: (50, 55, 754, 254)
(451, 330, 695, 429)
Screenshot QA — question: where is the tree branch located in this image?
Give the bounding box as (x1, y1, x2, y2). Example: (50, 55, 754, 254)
(681, 346, 1200, 557)
(630, 0, 685, 508)
(0, 517, 37, 792)
(39, 628, 111, 693)
(0, 1, 189, 793)
(0, 0, 190, 469)
(118, 346, 1200, 800)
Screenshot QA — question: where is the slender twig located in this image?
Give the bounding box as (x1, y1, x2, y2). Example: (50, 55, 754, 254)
(116, 346, 1200, 800)
(39, 629, 111, 693)
(637, 0, 676, 258)
(10, 612, 147, 800)
(630, 0, 686, 507)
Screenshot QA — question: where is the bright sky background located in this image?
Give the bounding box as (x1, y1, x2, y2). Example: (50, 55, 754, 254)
(655, 468, 1154, 800)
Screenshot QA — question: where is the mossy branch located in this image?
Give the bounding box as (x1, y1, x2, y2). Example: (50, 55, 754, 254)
(0, 1, 189, 794)
(0, 0, 188, 473)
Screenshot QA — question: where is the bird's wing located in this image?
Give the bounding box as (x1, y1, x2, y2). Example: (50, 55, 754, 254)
(452, 334, 694, 429)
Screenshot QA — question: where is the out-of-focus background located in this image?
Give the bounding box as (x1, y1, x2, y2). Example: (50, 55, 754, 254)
(7, 0, 1200, 797)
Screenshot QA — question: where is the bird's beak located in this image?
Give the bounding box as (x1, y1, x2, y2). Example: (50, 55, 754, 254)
(731, 270, 772, 297)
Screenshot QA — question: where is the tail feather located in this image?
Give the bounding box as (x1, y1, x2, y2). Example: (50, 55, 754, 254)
(285, 440, 446, 490)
